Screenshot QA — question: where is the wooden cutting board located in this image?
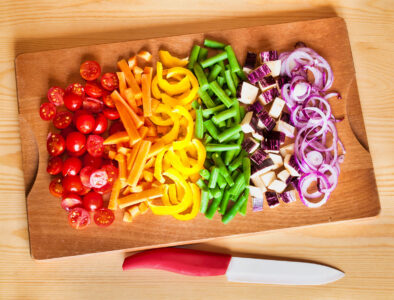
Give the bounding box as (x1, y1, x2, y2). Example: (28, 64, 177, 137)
(15, 17, 380, 260)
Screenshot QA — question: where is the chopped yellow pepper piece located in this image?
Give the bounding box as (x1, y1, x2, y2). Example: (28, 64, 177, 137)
(159, 50, 189, 68)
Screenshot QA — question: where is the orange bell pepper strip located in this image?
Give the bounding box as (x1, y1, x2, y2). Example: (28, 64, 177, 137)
(156, 62, 191, 96)
(111, 90, 144, 128)
(127, 205, 141, 220)
(142, 68, 153, 117)
(148, 141, 166, 159)
(143, 170, 154, 182)
(144, 156, 156, 169)
(138, 50, 152, 62)
(151, 75, 162, 99)
(138, 126, 149, 139)
(146, 125, 157, 137)
(117, 72, 127, 99)
(115, 153, 127, 185)
(128, 56, 137, 69)
(127, 140, 152, 187)
(108, 150, 117, 160)
(123, 211, 132, 222)
(173, 183, 200, 220)
(117, 59, 142, 98)
(157, 126, 170, 135)
(108, 178, 121, 210)
(133, 66, 143, 85)
(118, 186, 164, 209)
(159, 50, 188, 68)
(124, 88, 139, 112)
(172, 105, 194, 150)
(104, 131, 129, 145)
(149, 168, 192, 215)
(138, 201, 149, 214)
(117, 147, 130, 156)
(127, 140, 141, 172)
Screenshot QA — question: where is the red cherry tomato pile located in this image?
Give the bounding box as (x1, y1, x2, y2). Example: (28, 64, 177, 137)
(39, 60, 119, 230)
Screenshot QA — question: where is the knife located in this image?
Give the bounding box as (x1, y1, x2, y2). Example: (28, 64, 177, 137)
(122, 248, 344, 285)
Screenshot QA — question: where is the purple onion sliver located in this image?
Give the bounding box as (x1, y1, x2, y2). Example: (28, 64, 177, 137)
(265, 192, 280, 207)
(244, 52, 257, 70)
(260, 50, 278, 62)
(252, 197, 264, 212)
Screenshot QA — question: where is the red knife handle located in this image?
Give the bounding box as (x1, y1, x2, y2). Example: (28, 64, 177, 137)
(122, 248, 232, 276)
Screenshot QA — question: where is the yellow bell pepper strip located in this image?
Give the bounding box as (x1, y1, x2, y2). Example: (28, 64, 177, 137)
(127, 140, 152, 187)
(172, 105, 193, 150)
(104, 131, 129, 145)
(117, 59, 142, 98)
(159, 50, 189, 68)
(167, 139, 206, 176)
(148, 141, 166, 159)
(189, 172, 200, 183)
(163, 155, 172, 171)
(168, 184, 178, 205)
(149, 104, 174, 126)
(108, 178, 121, 210)
(173, 183, 200, 220)
(144, 156, 156, 170)
(154, 145, 170, 183)
(157, 110, 180, 145)
(151, 75, 162, 99)
(118, 186, 164, 209)
(149, 168, 192, 215)
(157, 62, 191, 96)
(161, 184, 171, 206)
(117, 72, 127, 99)
(166, 67, 199, 105)
(143, 170, 154, 182)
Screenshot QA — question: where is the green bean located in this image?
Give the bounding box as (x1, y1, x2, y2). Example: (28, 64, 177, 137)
(206, 152, 212, 160)
(199, 169, 210, 180)
(233, 100, 241, 124)
(236, 69, 248, 81)
(207, 64, 222, 82)
(218, 61, 226, 78)
(231, 71, 239, 88)
(225, 132, 243, 165)
(217, 124, 242, 143)
(203, 120, 219, 140)
(229, 173, 246, 198)
(195, 106, 204, 139)
(200, 189, 210, 214)
(205, 188, 223, 219)
(196, 178, 208, 190)
(231, 170, 241, 181)
(239, 188, 249, 216)
(225, 89, 232, 96)
(217, 76, 225, 87)
(191, 100, 199, 110)
(212, 106, 237, 124)
(224, 45, 241, 73)
(204, 39, 226, 49)
(188, 45, 200, 69)
(233, 134, 244, 157)
(201, 51, 228, 69)
(203, 133, 213, 145)
(206, 144, 241, 152)
(193, 63, 209, 91)
(224, 70, 237, 97)
(222, 191, 247, 224)
(243, 157, 251, 185)
(208, 167, 220, 188)
(212, 153, 234, 186)
(198, 47, 208, 62)
(204, 158, 213, 169)
(229, 151, 245, 172)
(209, 81, 234, 108)
(239, 105, 246, 120)
(217, 173, 227, 189)
(209, 187, 222, 198)
(219, 189, 231, 215)
(227, 118, 233, 128)
(198, 89, 216, 109)
(202, 104, 226, 118)
(217, 120, 226, 128)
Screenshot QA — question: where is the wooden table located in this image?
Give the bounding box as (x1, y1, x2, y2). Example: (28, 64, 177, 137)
(1, 1, 393, 299)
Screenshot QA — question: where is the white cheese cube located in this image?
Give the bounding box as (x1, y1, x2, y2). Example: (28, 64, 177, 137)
(242, 66, 252, 74)
(277, 169, 291, 183)
(268, 179, 287, 193)
(269, 97, 286, 119)
(277, 120, 295, 138)
(240, 111, 254, 133)
(251, 176, 267, 192)
(238, 82, 259, 105)
(284, 154, 300, 176)
(248, 185, 266, 198)
(279, 143, 294, 157)
(268, 153, 283, 169)
(252, 129, 264, 141)
(260, 171, 276, 187)
(264, 60, 281, 77)
(257, 119, 264, 128)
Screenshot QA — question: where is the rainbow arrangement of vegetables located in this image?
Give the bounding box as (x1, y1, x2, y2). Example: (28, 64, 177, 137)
(39, 38, 343, 230)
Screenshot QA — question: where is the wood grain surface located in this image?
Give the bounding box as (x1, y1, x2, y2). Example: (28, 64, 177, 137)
(15, 17, 381, 260)
(1, 0, 393, 299)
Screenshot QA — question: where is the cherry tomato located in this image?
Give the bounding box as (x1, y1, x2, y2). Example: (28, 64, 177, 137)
(93, 182, 113, 195)
(63, 175, 83, 194)
(64, 92, 83, 111)
(67, 146, 86, 157)
(103, 107, 120, 120)
(92, 113, 108, 135)
(60, 125, 75, 139)
(49, 177, 64, 197)
(73, 109, 89, 126)
(61, 193, 82, 211)
(80, 166, 94, 188)
(47, 133, 65, 156)
(83, 153, 102, 169)
(101, 73, 119, 91)
(66, 83, 85, 97)
(47, 86, 65, 106)
(82, 191, 103, 212)
(66, 131, 86, 153)
(75, 113, 95, 134)
(102, 90, 115, 108)
(82, 97, 103, 114)
(62, 157, 82, 176)
(39, 102, 57, 121)
(101, 164, 118, 185)
(94, 208, 115, 227)
(79, 185, 91, 196)
(68, 207, 90, 230)
(53, 111, 73, 129)
(102, 158, 116, 167)
(47, 156, 63, 175)
(86, 135, 104, 157)
(109, 121, 125, 135)
(85, 81, 103, 98)
(89, 169, 108, 188)
(80, 61, 101, 81)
